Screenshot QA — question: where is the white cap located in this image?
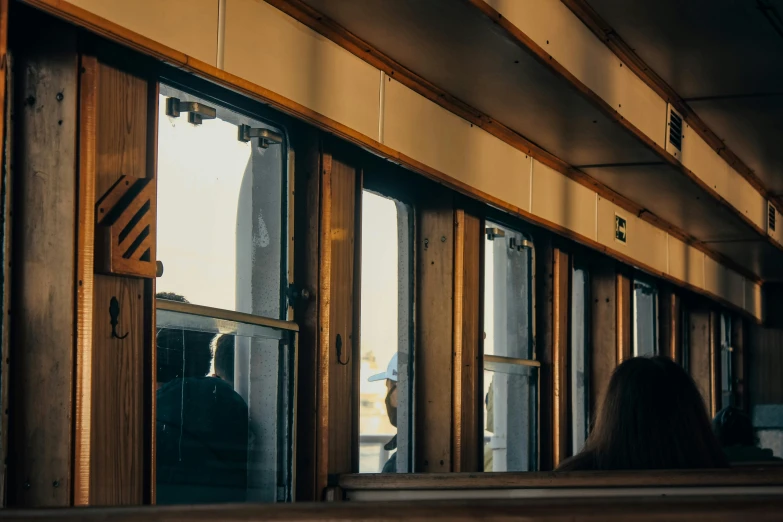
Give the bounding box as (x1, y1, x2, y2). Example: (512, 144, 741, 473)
(368, 353, 398, 382)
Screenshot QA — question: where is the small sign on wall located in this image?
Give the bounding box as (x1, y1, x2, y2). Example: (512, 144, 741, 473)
(615, 214, 627, 244)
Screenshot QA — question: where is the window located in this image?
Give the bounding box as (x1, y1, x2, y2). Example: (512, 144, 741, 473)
(483, 222, 537, 472)
(155, 84, 294, 503)
(720, 313, 734, 409)
(358, 190, 414, 473)
(571, 266, 589, 454)
(633, 280, 658, 357)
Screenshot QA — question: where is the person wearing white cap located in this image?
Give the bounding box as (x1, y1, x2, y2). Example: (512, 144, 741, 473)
(368, 353, 398, 473)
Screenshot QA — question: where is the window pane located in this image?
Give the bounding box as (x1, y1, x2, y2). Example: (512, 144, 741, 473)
(157, 84, 286, 319)
(155, 308, 295, 504)
(633, 280, 657, 357)
(483, 223, 533, 359)
(721, 313, 733, 408)
(483, 361, 538, 472)
(571, 267, 589, 454)
(359, 191, 413, 473)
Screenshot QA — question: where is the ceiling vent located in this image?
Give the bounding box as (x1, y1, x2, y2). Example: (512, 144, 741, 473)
(769, 202, 776, 233)
(666, 105, 683, 160)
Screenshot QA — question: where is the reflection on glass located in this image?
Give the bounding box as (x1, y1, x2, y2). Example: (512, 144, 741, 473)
(571, 267, 589, 454)
(155, 307, 295, 504)
(156, 84, 286, 318)
(720, 313, 733, 409)
(483, 223, 533, 359)
(483, 362, 538, 472)
(359, 191, 413, 473)
(633, 280, 658, 357)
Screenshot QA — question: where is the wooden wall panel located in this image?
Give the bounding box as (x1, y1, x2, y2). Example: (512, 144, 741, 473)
(66, 0, 219, 66)
(225, 0, 379, 140)
(536, 238, 554, 471)
(324, 154, 358, 477)
(589, 262, 616, 424)
(552, 248, 570, 466)
(415, 197, 454, 473)
(88, 62, 150, 505)
(8, 16, 78, 507)
(658, 290, 680, 362)
(689, 310, 714, 415)
(452, 211, 481, 472)
(616, 273, 632, 363)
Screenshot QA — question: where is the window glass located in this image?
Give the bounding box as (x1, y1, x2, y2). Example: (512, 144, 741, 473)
(359, 191, 413, 473)
(483, 223, 533, 359)
(483, 221, 537, 471)
(483, 362, 538, 472)
(157, 84, 286, 319)
(633, 280, 658, 357)
(570, 266, 589, 454)
(720, 313, 733, 409)
(155, 306, 295, 503)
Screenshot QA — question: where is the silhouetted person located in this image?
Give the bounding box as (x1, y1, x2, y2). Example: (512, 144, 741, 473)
(156, 326, 249, 504)
(557, 356, 728, 471)
(713, 406, 780, 463)
(369, 354, 398, 473)
(214, 334, 236, 387)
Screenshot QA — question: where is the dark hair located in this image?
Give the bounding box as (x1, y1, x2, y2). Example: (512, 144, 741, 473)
(156, 328, 214, 382)
(558, 356, 728, 471)
(713, 406, 757, 447)
(156, 292, 189, 303)
(214, 335, 235, 386)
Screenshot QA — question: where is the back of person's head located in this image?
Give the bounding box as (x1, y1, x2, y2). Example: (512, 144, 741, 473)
(156, 328, 214, 382)
(214, 334, 236, 386)
(713, 406, 757, 447)
(575, 356, 727, 470)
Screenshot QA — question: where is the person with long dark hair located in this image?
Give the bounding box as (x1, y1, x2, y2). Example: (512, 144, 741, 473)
(557, 356, 728, 471)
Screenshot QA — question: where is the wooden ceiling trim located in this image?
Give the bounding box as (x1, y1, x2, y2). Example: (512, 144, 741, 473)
(561, 0, 783, 213)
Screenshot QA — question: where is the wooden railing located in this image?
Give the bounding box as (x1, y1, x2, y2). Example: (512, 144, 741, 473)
(3, 495, 783, 521)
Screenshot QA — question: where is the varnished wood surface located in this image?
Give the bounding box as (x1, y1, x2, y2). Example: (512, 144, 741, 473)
(689, 310, 714, 413)
(552, 249, 570, 466)
(589, 263, 617, 422)
(416, 199, 455, 472)
(325, 154, 358, 476)
(8, 15, 78, 507)
(3, 495, 783, 521)
(74, 53, 98, 507)
(16, 0, 770, 318)
(615, 274, 631, 363)
(338, 467, 783, 490)
(89, 62, 149, 505)
(453, 212, 482, 472)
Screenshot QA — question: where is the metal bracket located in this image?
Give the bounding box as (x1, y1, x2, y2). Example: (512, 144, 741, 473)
(165, 97, 217, 125)
(509, 238, 533, 251)
(238, 124, 283, 148)
(486, 227, 506, 240)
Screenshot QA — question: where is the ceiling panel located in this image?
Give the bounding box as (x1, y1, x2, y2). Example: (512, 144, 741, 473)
(707, 240, 783, 282)
(582, 163, 758, 242)
(301, 0, 660, 167)
(586, 0, 783, 98)
(689, 95, 783, 194)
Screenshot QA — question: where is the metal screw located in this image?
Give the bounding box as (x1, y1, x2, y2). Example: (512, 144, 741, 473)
(56, 92, 64, 102)
(440, 236, 446, 242)
(53, 480, 60, 488)
(423, 238, 429, 248)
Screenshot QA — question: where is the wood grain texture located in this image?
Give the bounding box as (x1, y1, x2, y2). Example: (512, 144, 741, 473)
(4, 494, 783, 521)
(658, 289, 680, 362)
(536, 238, 554, 471)
(15, 0, 767, 294)
(8, 15, 78, 507)
(452, 212, 481, 473)
(74, 53, 98, 507)
(292, 129, 322, 501)
(552, 249, 570, 466)
(589, 262, 617, 419)
(89, 62, 149, 505)
(416, 196, 454, 473)
(616, 274, 632, 363)
(689, 310, 713, 414)
(325, 154, 357, 477)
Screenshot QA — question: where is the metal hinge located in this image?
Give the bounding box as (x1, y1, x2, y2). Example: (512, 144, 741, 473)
(486, 227, 506, 240)
(238, 124, 283, 148)
(509, 237, 533, 251)
(165, 97, 217, 125)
